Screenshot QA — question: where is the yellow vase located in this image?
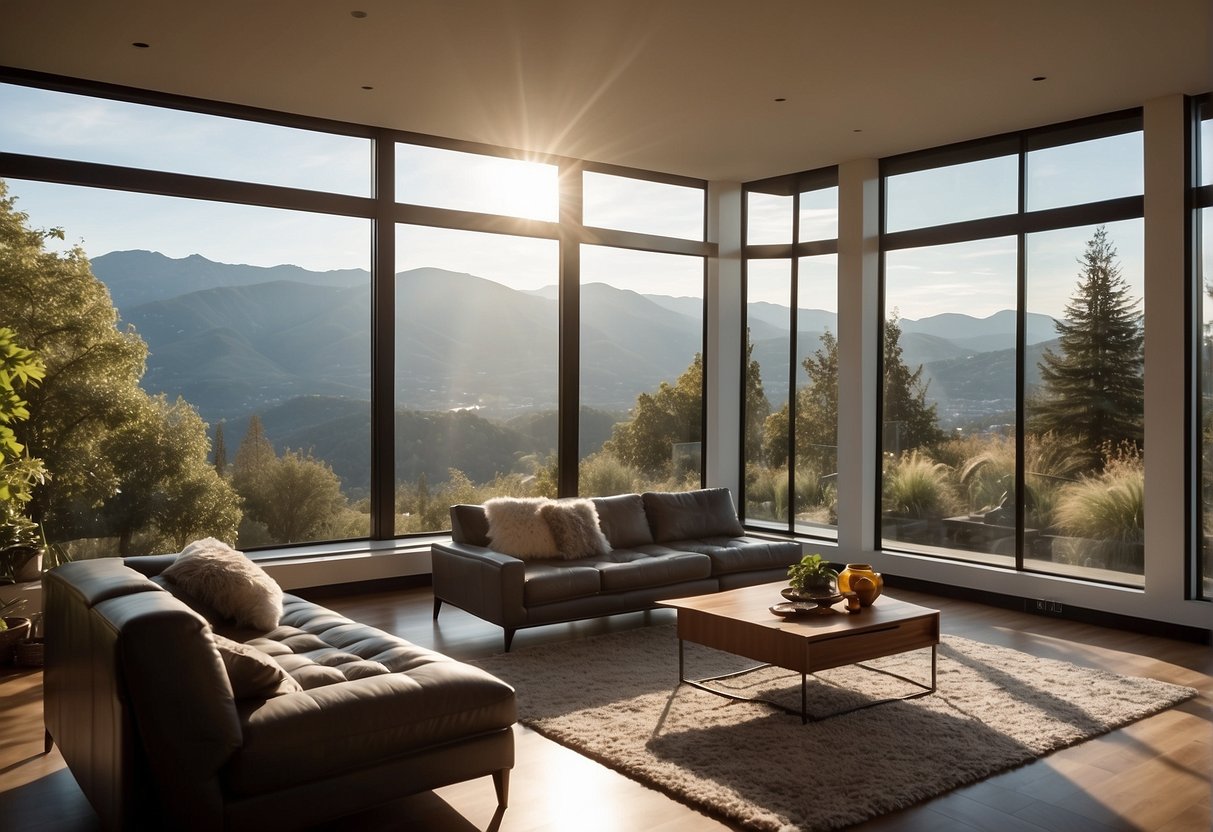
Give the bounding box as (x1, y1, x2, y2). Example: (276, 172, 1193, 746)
(838, 563, 883, 605)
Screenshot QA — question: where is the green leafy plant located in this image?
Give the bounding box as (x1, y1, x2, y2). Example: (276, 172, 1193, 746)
(0, 328, 49, 581)
(0, 595, 27, 630)
(786, 553, 838, 592)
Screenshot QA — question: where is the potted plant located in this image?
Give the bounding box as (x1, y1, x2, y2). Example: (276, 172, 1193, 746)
(786, 553, 839, 597)
(0, 595, 31, 664)
(0, 328, 48, 584)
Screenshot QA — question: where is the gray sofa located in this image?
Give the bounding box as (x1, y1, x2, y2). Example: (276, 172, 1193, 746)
(44, 555, 517, 831)
(431, 488, 803, 650)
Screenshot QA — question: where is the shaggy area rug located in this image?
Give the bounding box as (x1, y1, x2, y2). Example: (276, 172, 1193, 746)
(474, 625, 1195, 832)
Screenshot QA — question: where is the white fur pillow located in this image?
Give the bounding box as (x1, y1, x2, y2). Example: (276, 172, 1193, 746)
(163, 538, 284, 631)
(484, 497, 560, 559)
(539, 499, 611, 559)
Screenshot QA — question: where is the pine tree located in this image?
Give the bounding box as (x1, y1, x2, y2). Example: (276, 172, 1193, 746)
(1029, 226, 1143, 470)
(213, 421, 228, 477)
(883, 314, 944, 454)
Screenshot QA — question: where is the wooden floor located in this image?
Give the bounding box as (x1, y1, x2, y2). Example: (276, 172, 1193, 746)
(1, 585, 1209, 831)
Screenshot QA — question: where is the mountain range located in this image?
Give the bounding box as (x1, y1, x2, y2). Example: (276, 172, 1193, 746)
(90, 250, 1061, 488)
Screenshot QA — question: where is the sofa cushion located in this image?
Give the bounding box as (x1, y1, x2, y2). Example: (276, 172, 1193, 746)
(539, 499, 611, 559)
(485, 497, 561, 559)
(162, 538, 283, 631)
(592, 493, 654, 548)
(450, 504, 491, 546)
(642, 488, 745, 543)
(521, 562, 601, 606)
(590, 547, 713, 592)
(212, 634, 303, 700)
(665, 536, 803, 576)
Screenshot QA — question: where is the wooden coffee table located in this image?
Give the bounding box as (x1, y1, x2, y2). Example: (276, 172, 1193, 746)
(659, 582, 939, 723)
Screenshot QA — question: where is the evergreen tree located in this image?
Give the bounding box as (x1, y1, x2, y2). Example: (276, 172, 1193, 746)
(743, 334, 771, 464)
(213, 421, 228, 477)
(1029, 226, 1143, 470)
(883, 314, 944, 454)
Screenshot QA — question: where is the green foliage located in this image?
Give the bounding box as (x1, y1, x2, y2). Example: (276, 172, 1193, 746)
(743, 333, 771, 464)
(604, 354, 703, 478)
(1030, 226, 1143, 471)
(786, 553, 837, 591)
(883, 450, 956, 519)
(883, 314, 944, 454)
(579, 451, 643, 497)
(0, 326, 45, 465)
(760, 330, 840, 474)
(1051, 448, 1144, 572)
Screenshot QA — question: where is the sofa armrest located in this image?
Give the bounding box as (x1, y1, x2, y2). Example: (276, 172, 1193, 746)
(431, 542, 527, 628)
(226, 665, 516, 796)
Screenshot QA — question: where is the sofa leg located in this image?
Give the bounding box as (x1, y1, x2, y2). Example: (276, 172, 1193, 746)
(44, 729, 53, 755)
(493, 768, 510, 808)
(432, 597, 442, 620)
(503, 628, 515, 653)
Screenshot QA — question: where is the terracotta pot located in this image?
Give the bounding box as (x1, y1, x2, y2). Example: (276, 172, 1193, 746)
(851, 575, 881, 607)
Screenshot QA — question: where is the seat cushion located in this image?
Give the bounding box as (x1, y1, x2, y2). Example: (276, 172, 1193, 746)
(588, 547, 713, 592)
(642, 488, 745, 543)
(665, 536, 803, 576)
(521, 562, 601, 605)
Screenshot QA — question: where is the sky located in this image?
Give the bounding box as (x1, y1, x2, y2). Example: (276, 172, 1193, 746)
(0, 81, 1171, 321)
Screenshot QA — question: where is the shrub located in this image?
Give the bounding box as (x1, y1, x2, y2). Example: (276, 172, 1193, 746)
(883, 450, 957, 520)
(579, 451, 642, 497)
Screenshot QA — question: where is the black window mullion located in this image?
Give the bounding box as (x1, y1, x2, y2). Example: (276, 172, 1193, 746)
(788, 194, 800, 534)
(371, 131, 395, 539)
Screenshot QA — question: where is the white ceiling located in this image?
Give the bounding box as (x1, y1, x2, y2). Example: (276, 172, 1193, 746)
(1, 0, 1209, 182)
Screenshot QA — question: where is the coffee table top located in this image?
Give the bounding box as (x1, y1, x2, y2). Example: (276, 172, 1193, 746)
(659, 580, 939, 642)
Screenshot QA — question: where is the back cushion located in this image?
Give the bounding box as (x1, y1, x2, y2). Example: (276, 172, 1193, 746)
(642, 488, 745, 542)
(592, 494, 653, 549)
(450, 504, 491, 546)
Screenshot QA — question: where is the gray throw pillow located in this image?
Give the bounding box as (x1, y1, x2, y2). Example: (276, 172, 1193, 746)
(212, 634, 303, 700)
(539, 499, 611, 559)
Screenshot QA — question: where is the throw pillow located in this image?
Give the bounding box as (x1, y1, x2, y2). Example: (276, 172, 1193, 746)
(212, 634, 303, 700)
(591, 493, 653, 549)
(484, 497, 561, 559)
(163, 537, 284, 631)
(539, 499, 612, 559)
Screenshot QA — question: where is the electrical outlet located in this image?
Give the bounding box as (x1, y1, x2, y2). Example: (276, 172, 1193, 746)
(1029, 598, 1065, 615)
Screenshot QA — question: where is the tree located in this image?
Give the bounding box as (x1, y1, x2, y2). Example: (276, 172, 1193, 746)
(232, 415, 275, 499)
(0, 180, 238, 549)
(251, 450, 347, 543)
(213, 422, 228, 477)
(743, 333, 771, 464)
(604, 354, 703, 477)
(100, 395, 240, 553)
(1029, 226, 1143, 470)
(883, 313, 944, 453)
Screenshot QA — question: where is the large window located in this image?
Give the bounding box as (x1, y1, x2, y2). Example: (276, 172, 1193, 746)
(742, 172, 839, 538)
(0, 74, 710, 557)
(880, 112, 1146, 586)
(1196, 95, 1213, 600)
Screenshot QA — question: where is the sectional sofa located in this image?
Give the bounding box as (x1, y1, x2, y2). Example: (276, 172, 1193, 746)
(431, 488, 804, 650)
(43, 553, 516, 831)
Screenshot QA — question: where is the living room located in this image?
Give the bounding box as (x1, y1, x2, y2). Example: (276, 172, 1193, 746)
(0, 1, 1210, 830)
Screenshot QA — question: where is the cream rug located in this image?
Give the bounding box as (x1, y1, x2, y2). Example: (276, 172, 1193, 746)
(474, 624, 1195, 832)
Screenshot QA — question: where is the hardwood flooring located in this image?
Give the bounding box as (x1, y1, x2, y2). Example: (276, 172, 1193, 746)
(1, 585, 1209, 831)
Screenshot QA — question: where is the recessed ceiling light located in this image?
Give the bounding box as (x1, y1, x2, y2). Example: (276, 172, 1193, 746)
(853, 128, 863, 133)
(351, 10, 367, 18)
(773, 97, 787, 103)
(1032, 75, 1047, 82)
(131, 42, 150, 48)
(361, 85, 374, 91)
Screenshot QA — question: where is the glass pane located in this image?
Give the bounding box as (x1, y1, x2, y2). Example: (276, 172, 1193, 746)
(1202, 206, 1213, 599)
(747, 192, 793, 244)
(881, 237, 1018, 564)
(744, 260, 792, 527)
(885, 155, 1017, 233)
(1024, 219, 1145, 586)
(582, 172, 703, 240)
(1, 177, 370, 557)
(0, 83, 371, 196)
(394, 226, 559, 532)
(396, 144, 558, 221)
(1026, 132, 1143, 210)
(799, 186, 838, 242)
(1202, 114, 1213, 188)
(795, 254, 839, 538)
(579, 246, 703, 495)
